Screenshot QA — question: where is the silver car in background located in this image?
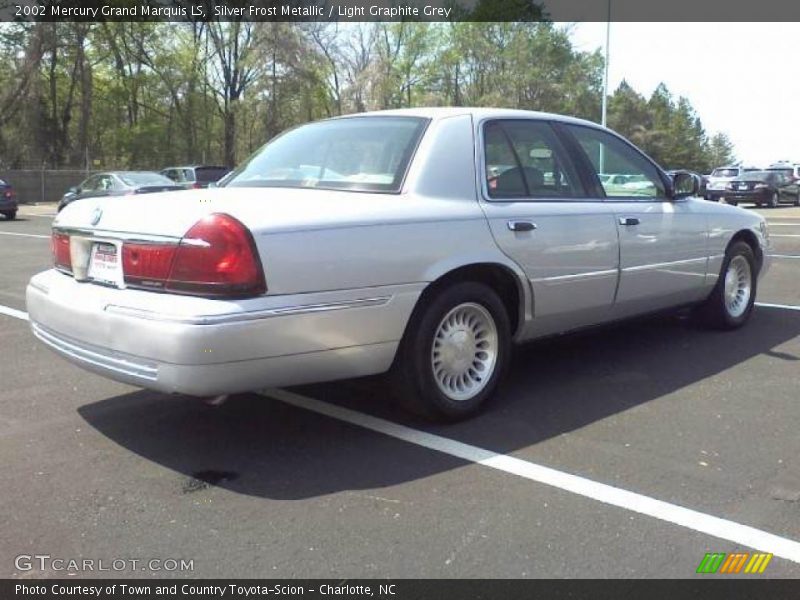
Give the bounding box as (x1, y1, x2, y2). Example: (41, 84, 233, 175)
(27, 108, 770, 420)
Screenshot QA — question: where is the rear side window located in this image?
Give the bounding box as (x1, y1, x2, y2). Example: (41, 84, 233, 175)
(483, 120, 583, 199)
(225, 117, 428, 193)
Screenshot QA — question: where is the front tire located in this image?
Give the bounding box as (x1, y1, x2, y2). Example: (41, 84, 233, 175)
(2, 210, 15, 220)
(695, 241, 757, 330)
(392, 281, 511, 421)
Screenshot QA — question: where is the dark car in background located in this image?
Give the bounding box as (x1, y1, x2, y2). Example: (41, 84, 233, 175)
(0, 178, 17, 220)
(160, 165, 230, 189)
(720, 170, 800, 208)
(58, 171, 184, 212)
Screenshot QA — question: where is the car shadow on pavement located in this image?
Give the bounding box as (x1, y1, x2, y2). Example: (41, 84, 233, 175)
(78, 307, 800, 500)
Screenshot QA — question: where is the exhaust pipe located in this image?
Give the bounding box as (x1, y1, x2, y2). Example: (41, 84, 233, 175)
(202, 394, 229, 407)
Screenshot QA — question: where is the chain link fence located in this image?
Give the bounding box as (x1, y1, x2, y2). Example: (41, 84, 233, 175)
(0, 168, 94, 204)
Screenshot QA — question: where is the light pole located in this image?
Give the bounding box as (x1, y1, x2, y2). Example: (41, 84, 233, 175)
(601, 1, 610, 128)
(599, 0, 611, 174)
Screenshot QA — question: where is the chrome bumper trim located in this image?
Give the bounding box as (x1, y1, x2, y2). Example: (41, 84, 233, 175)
(104, 296, 392, 325)
(31, 322, 159, 381)
(52, 226, 179, 245)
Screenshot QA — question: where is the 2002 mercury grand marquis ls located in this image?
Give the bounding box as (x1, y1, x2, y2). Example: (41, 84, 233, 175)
(27, 108, 770, 420)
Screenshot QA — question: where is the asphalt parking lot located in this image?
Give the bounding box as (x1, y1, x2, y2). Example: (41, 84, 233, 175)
(1, 203, 800, 579)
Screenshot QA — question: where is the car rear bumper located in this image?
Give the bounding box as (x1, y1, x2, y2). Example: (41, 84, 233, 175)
(26, 269, 422, 396)
(0, 197, 17, 211)
(718, 189, 771, 204)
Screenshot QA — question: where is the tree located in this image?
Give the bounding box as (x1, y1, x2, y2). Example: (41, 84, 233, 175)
(0, 22, 736, 174)
(707, 133, 737, 169)
(206, 20, 265, 166)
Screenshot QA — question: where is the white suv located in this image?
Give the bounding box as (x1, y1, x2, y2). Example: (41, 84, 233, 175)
(766, 162, 800, 181)
(706, 166, 760, 201)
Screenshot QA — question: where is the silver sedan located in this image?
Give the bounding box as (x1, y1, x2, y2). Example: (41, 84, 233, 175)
(27, 108, 770, 420)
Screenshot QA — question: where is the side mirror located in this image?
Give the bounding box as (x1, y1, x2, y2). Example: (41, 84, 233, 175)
(671, 171, 699, 199)
(207, 182, 217, 189)
(68, 186, 78, 194)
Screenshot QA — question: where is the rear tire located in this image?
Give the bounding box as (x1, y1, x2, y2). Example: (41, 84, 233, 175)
(391, 281, 511, 421)
(768, 191, 779, 208)
(1, 210, 15, 220)
(695, 241, 757, 330)
(794, 192, 800, 207)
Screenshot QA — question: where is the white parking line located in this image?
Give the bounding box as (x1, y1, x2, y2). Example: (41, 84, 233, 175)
(770, 254, 800, 259)
(18, 212, 55, 219)
(0, 304, 29, 321)
(771, 234, 800, 238)
(769, 223, 800, 227)
(4, 299, 800, 563)
(756, 302, 800, 311)
(0, 231, 49, 239)
(262, 388, 800, 564)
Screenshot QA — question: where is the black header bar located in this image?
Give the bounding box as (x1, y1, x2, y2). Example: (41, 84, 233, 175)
(2, 0, 800, 22)
(4, 579, 800, 600)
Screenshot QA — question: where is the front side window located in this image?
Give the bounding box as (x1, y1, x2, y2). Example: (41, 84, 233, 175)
(567, 125, 666, 200)
(484, 120, 582, 199)
(98, 175, 114, 191)
(225, 117, 428, 193)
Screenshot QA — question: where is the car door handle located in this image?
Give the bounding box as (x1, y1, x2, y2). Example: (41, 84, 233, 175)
(618, 217, 641, 226)
(507, 220, 537, 232)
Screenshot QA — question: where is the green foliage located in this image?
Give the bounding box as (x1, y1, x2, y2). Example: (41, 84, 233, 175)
(0, 21, 733, 172)
(608, 80, 729, 173)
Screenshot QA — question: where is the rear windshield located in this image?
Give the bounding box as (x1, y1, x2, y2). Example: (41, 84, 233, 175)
(711, 168, 739, 177)
(195, 167, 230, 183)
(119, 172, 175, 186)
(767, 168, 792, 177)
(224, 117, 428, 193)
(739, 171, 770, 181)
(0, 179, 6, 185)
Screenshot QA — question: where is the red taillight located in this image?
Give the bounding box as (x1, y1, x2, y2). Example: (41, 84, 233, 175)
(122, 244, 177, 290)
(51, 232, 72, 272)
(164, 213, 265, 297)
(192, 183, 202, 189)
(72, 214, 265, 297)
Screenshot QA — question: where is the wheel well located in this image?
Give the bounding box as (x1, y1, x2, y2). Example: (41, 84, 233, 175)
(418, 264, 523, 335)
(729, 229, 762, 271)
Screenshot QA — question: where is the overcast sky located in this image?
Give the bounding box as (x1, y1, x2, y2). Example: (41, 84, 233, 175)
(567, 22, 799, 168)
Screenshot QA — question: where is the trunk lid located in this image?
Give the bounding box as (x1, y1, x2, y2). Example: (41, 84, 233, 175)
(52, 186, 418, 238)
(134, 185, 185, 194)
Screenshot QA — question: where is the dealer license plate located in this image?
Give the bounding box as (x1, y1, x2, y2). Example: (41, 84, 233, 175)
(87, 242, 123, 287)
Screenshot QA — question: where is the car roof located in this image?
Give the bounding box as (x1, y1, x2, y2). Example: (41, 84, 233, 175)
(161, 165, 228, 170)
(335, 107, 603, 129)
(109, 171, 164, 175)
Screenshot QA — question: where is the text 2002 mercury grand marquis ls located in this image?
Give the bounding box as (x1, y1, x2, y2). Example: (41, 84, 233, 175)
(27, 108, 770, 420)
